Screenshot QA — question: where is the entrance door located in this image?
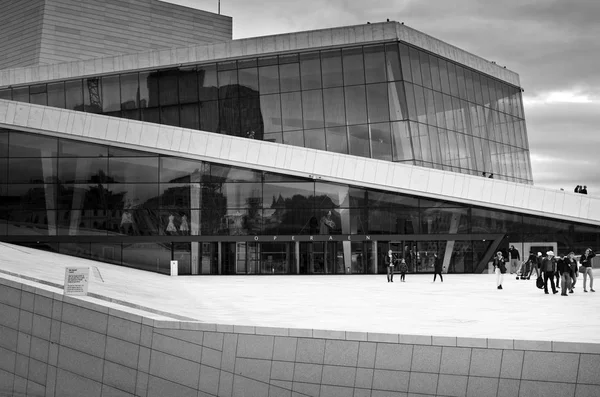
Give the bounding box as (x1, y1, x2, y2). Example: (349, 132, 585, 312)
(235, 242, 260, 274)
(299, 242, 344, 274)
(194, 242, 218, 275)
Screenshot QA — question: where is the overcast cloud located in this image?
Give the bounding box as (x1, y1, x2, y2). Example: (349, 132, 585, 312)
(166, 0, 600, 194)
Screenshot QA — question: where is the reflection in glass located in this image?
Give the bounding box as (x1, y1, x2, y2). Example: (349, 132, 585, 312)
(102, 75, 120, 112)
(302, 90, 324, 129)
(342, 47, 365, 86)
(326, 127, 348, 154)
(321, 49, 343, 88)
(283, 130, 304, 147)
(370, 123, 392, 161)
(30, 84, 47, 106)
(279, 62, 301, 92)
(304, 129, 326, 151)
(300, 52, 322, 90)
(120, 73, 139, 110)
(260, 94, 282, 133)
(259, 65, 279, 94)
(198, 65, 218, 101)
(345, 85, 367, 125)
(348, 125, 370, 158)
(281, 92, 302, 131)
(366, 83, 389, 123)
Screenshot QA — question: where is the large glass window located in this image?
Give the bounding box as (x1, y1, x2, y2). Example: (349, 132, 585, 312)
(370, 123, 392, 161)
(281, 92, 303, 131)
(279, 60, 301, 92)
(364, 45, 386, 83)
(366, 83, 389, 123)
(342, 47, 365, 86)
(321, 49, 343, 88)
(101, 75, 120, 112)
(344, 85, 367, 125)
(179, 67, 199, 104)
(323, 88, 346, 128)
(302, 90, 324, 129)
(300, 52, 322, 90)
(348, 125, 370, 158)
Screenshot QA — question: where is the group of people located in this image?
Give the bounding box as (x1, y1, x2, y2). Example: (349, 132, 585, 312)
(385, 250, 444, 283)
(574, 185, 588, 194)
(493, 246, 596, 294)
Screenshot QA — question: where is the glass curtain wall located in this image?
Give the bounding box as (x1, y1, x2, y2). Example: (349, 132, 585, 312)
(0, 128, 597, 275)
(0, 42, 531, 183)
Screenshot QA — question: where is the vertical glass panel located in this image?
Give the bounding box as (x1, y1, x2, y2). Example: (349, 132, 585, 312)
(452, 96, 465, 133)
(264, 132, 282, 144)
(321, 49, 343, 88)
(447, 130, 460, 167)
(409, 122, 422, 160)
(283, 130, 304, 147)
(59, 139, 107, 157)
(65, 80, 83, 111)
(0, 89, 10, 100)
(323, 87, 346, 128)
(413, 85, 427, 124)
(419, 51, 432, 89)
(424, 88, 436, 126)
(430, 55, 442, 92)
(384, 43, 402, 82)
(8, 131, 57, 157)
(447, 62, 459, 97)
(464, 69, 476, 103)
(240, 96, 263, 138)
(260, 94, 282, 133)
(428, 124, 442, 164)
(141, 108, 160, 124)
(139, 71, 159, 108)
(391, 121, 413, 162)
(158, 70, 179, 105)
(348, 125, 370, 158)
(438, 59, 450, 93)
(238, 67, 259, 96)
(398, 43, 412, 82)
(161, 105, 179, 127)
(416, 122, 432, 162)
(120, 73, 139, 110)
(101, 75, 120, 112)
(160, 157, 206, 183)
(281, 92, 302, 131)
(29, 84, 47, 106)
(409, 47, 422, 86)
(198, 64, 218, 101)
(8, 159, 56, 183)
(364, 44, 386, 83)
(326, 126, 348, 154)
(366, 83, 389, 123)
(388, 81, 408, 121)
(180, 103, 199, 130)
(199, 100, 219, 132)
(345, 85, 367, 125)
(279, 62, 301, 92)
(259, 65, 279, 94)
(0, 131, 8, 157)
(456, 66, 467, 99)
(404, 83, 417, 121)
(302, 90, 324, 129)
(12, 87, 29, 102)
(178, 67, 198, 104)
(304, 128, 326, 150)
(218, 69, 238, 99)
(434, 91, 445, 129)
(108, 157, 159, 182)
(300, 52, 322, 90)
(443, 94, 454, 130)
(342, 47, 365, 86)
(473, 72, 483, 105)
(219, 98, 240, 135)
(481, 76, 491, 107)
(370, 122, 392, 161)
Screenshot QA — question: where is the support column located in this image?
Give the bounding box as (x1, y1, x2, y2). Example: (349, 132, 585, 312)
(294, 241, 300, 274)
(41, 155, 56, 236)
(371, 241, 378, 274)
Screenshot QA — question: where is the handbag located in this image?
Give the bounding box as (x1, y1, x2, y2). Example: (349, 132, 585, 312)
(536, 276, 544, 289)
(499, 262, 507, 274)
(579, 265, 586, 273)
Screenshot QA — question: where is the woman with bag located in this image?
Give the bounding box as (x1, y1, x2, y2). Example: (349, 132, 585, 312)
(493, 251, 506, 290)
(580, 248, 596, 292)
(565, 252, 578, 293)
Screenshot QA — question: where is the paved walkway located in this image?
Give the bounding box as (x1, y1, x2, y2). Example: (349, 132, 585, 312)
(1, 243, 599, 343)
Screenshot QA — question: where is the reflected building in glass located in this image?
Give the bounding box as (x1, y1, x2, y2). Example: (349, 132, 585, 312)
(0, 15, 598, 275)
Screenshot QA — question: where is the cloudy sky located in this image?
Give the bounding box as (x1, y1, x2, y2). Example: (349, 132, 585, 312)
(166, 0, 600, 194)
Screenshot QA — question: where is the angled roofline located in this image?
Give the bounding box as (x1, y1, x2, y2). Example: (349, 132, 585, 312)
(0, 21, 521, 89)
(1, 99, 593, 226)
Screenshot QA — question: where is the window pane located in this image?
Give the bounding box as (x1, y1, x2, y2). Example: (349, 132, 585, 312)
(302, 90, 324, 129)
(424, 89, 436, 125)
(65, 80, 83, 111)
(420, 51, 432, 88)
(456, 66, 467, 99)
(108, 157, 159, 183)
(281, 92, 302, 131)
(447, 62, 459, 97)
(344, 85, 367, 125)
(30, 84, 47, 106)
(259, 65, 279, 94)
(323, 87, 346, 128)
(304, 128, 326, 150)
(101, 75, 120, 112)
(283, 130, 304, 147)
(179, 67, 198, 104)
(59, 140, 107, 157)
(120, 73, 139, 109)
(434, 91, 446, 128)
(158, 70, 178, 106)
(398, 43, 412, 82)
(260, 94, 282, 133)
(12, 87, 28, 102)
(198, 100, 218, 132)
(198, 64, 218, 101)
(0, 89, 10, 100)
(364, 44, 386, 83)
(160, 157, 206, 183)
(413, 85, 427, 124)
(161, 105, 179, 127)
(385, 43, 402, 82)
(139, 71, 159, 108)
(370, 122, 392, 161)
(342, 47, 365, 85)
(430, 55, 442, 92)
(326, 126, 348, 154)
(141, 108, 160, 124)
(348, 124, 370, 158)
(218, 69, 238, 99)
(388, 82, 408, 121)
(240, 96, 263, 138)
(464, 69, 475, 103)
(58, 158, 108, 183)
(410, 122, 423, 160)
(366, 83, 389, 123)
(8, 131, 57, 157)
(219, 98, 240, 135)
(180, 103, 199, 130)
(47, 83, 65, 108)
(300, 52, 321, 90)
(321, 49, 343, 88)
(409, 47, 422, 86)
(404, 82, 417, 121)
(279, 63, 300, 92)
(391, 121, 413, 161)
(8, 158, 56, 183)
(238, 67, 259, 96)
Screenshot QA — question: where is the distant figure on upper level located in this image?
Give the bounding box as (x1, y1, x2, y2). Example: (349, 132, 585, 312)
(581, 186, 588, 195)
(575, 185, 581, 193)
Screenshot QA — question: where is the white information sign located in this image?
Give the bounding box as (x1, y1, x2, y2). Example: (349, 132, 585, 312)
(170, 260, 178, 276)
(64, 267, 90, 296)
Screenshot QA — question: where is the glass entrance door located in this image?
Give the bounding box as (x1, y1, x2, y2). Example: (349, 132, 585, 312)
(299, 242, 344, 274)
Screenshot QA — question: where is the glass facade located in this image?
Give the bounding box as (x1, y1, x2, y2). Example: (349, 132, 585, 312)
(0, 128, 596, 275)
(0, 41, 532, 183)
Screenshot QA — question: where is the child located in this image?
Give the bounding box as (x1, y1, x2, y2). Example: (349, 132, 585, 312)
(399, 259, 408, 282)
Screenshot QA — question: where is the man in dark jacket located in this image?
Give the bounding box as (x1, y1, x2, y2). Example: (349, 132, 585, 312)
(556, 255, 573, 296)
(541, 251, 558, 294)
(508, 245, 520, 275)
(433, 253, 443, 282)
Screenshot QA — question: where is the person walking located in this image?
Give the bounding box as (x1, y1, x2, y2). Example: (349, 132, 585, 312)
(493, 251, 506, 289)
(385, 249, 394, 283)
(399, 258, 408, 282)
(433, 253, 443, 282)
(565, 252, 578, 293)
(525, 251, 539, 279)
(557, 255, 572, 296)
(508, 245, 520, 275)
(541, 251, 558, 294)
(580, 248, 595, 292)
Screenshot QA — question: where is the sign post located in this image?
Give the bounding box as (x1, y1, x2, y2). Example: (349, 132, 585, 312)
(170, 260, 178, 276)
(64, 267, 90, 296)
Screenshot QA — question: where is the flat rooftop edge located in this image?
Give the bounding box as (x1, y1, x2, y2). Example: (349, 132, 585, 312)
(0, 21, 520, 88)
(1, 272, 598, 354)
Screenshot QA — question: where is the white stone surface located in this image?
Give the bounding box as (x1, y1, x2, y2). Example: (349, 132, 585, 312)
(1, 243, 599, 344)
